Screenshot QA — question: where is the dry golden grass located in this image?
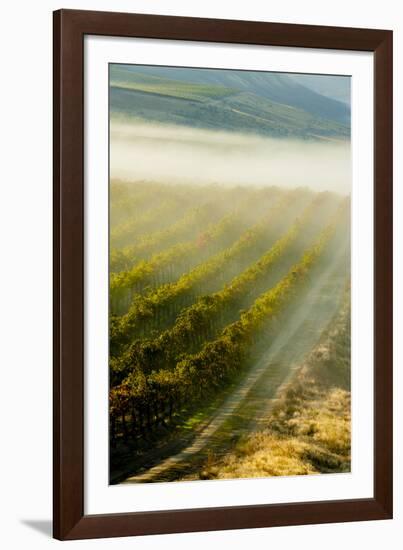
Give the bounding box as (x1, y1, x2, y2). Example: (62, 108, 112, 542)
(200, 291, 351, 480)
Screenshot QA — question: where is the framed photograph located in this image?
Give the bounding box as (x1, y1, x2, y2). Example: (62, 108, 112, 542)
(53, 9, 393, 540)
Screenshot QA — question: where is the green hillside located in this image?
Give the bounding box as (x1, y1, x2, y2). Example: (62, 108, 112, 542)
(110, 65, 235, 102)
(110, 67, 349, 140)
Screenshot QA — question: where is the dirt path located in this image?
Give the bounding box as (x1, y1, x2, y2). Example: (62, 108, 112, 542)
(123, 243, 348, 483)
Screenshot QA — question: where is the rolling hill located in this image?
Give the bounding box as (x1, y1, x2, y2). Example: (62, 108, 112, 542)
(110, 64, 350, 140)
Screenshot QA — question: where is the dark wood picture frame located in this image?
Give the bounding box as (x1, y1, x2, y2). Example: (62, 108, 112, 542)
(53, 9, 393, 540)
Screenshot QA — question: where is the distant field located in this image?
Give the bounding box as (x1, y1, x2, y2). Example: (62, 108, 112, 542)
(110, 73, 235, 102)
(109, 181, 350, 483)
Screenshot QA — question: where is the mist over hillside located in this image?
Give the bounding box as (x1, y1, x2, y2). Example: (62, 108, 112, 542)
(110, 121, 351, 194)
(109, 65, 351, 195)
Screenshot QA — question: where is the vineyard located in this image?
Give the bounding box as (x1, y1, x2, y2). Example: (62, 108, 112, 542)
(109, 180, 350, 483)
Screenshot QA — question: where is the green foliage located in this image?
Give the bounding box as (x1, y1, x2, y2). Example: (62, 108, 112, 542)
(109, 206, 344, 438)
(109, 189, 304, 352)
(111, 198, 183, 249)
(109, 186, 286, 315)
(112, 192, 331, 380)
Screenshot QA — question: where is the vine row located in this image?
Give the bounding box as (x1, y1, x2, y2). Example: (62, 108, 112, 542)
(109, 213, 341, 441)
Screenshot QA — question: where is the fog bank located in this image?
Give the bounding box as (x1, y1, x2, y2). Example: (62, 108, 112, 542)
(110, 121, 351, 194)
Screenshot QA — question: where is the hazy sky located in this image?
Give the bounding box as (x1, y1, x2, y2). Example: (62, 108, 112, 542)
(289, 74, 350, 104)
